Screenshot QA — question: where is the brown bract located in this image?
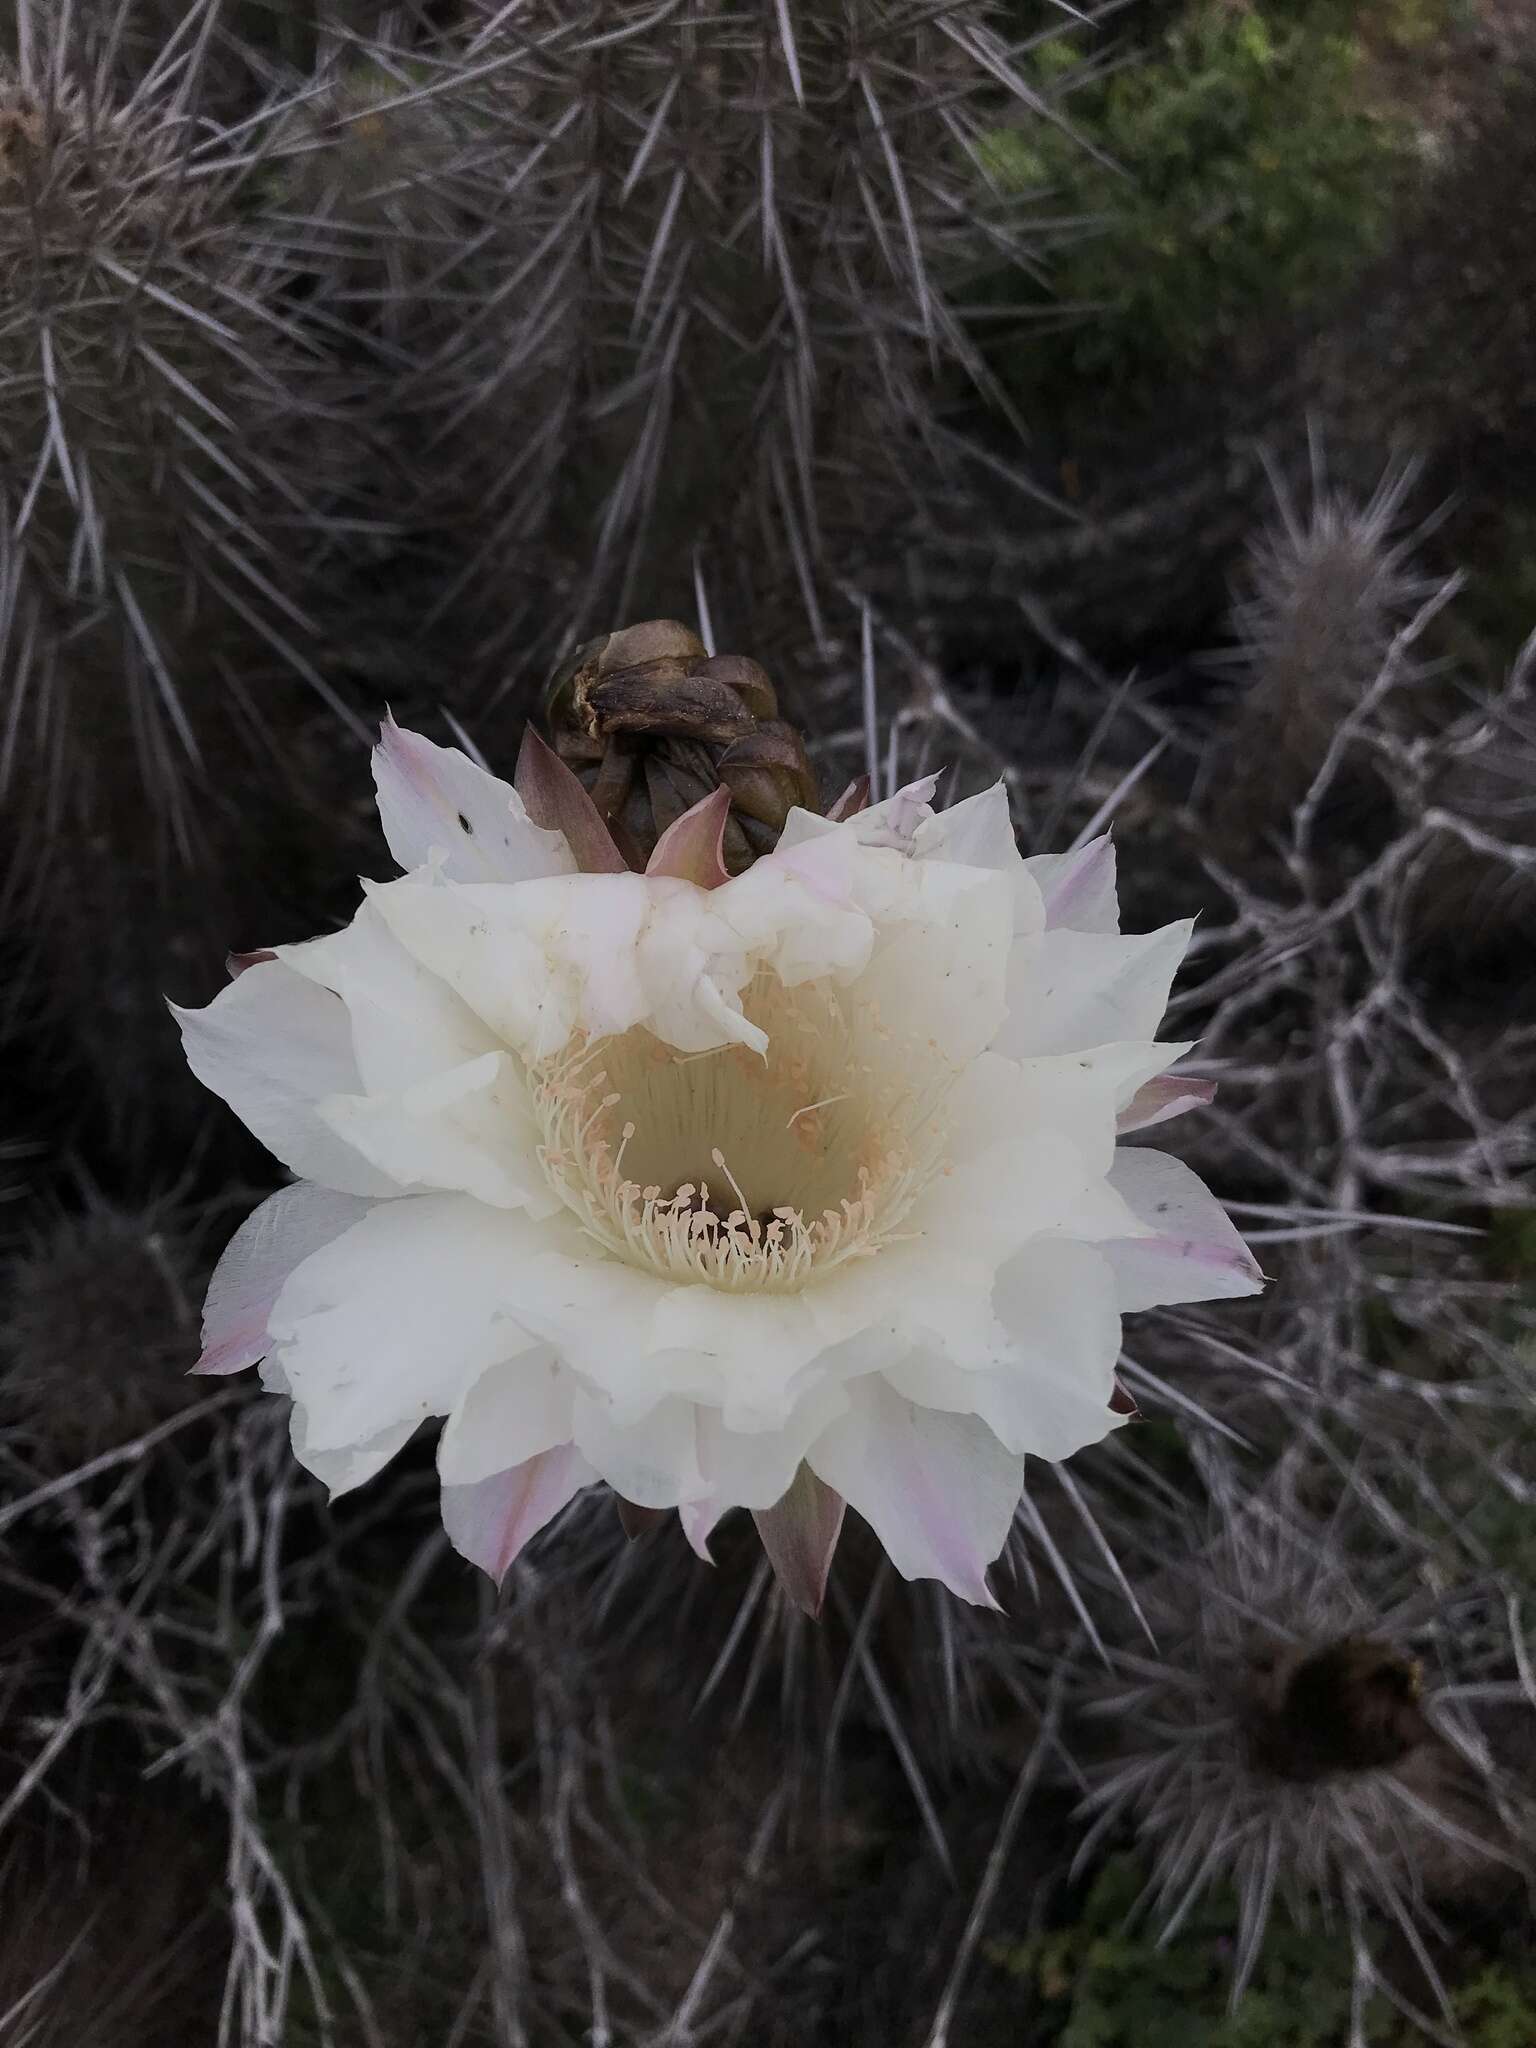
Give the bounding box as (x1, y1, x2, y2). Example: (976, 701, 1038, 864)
(544, 620, 821, 873)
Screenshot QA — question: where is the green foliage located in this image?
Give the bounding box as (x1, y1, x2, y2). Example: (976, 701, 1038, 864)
(987, 1855, 1375, 2046)
(979, 1, 1416, 406)
(989, 1854, 1536, 2047)
(1452, 1956, 1536, 2048)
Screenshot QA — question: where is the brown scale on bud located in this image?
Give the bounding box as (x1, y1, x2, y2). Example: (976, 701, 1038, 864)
(543, 620, 821, 874)
(1241, 1633, 1429, 1782)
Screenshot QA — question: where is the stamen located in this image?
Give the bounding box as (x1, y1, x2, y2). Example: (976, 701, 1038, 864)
(526, 973, 956, 1294)
(787, 1093, 849, 1129)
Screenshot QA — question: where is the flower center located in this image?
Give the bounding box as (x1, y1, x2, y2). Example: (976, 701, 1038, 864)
(529, 970, 954, 1293)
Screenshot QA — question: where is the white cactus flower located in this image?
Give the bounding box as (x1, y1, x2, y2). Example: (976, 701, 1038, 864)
(175, 720, 1262, 1611)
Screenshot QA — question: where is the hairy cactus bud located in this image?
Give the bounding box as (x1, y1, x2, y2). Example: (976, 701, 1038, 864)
(544, 620, 820, 872)
(1242, 1634, 1428, 1781)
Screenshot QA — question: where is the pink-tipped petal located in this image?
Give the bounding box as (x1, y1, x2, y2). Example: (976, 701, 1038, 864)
(826, 775, 871, 821)
(807, 1378, 1021, 1609)
(227, 948, 277, 979)
(679, 1497, 727, 1562)
(1116, 1074, 1217, 1134)
(441, 1444, 596, 1585)
(513, 728, 628, 875)
(645, 785, 731, 888)
(1101, 1147, 1265, 1310)
(1023, 835, 1119, 934)
(752, 1463, 846, 1618)
(194, 1183, 378, 1376)
(373, 714, 573, 883)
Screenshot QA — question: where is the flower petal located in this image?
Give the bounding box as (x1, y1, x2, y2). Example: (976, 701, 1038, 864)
(441, 1445, 597, 1585)
(886, 1241, 1124, 1462)
(775, 773, 939, 855)
(1116, 1073, 1217, 1134)
(1003, 1042, 1196, 1177)
(289, 1409, 419, 1499)
(851, 856, 1015, 1063)
(268, 1194, 547, 1452)
(752, 1462, 846, 1617)
(825, 776, 871, 821)
(996, 920, 1193, 1061)
(318, 1051, 556, 1212)
(438, 1347, 574, 1486)
(692, 1379, 853, 1509)
(645, 785, 731, 887)
(570, 1391, 708, 1508)
(513, 727, 628, 875)
(1096, 1147, 1264, 1310)
(806, 1376, 1021, 1607)
(373, 715, 576, 882)
(366, 871, 661, 1062)
(194, 1182, 378, 1375)
(1022, 836, 1119, 934)
(172, 963, 399, 1197)
(277, 901, 500, 1095)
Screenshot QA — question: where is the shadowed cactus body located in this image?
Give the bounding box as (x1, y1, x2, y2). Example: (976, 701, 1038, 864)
(0, 50, 351, 858)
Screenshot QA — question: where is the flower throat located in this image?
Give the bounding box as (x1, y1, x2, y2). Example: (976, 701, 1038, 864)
(529, 971, 953, 1292)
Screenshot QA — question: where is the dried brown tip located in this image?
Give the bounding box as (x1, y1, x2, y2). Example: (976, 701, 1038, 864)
(541, 620, 822, 874)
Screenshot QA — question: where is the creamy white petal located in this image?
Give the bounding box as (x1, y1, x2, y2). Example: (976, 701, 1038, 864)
(996, 920, 1193, 1061)
(649, 1288, 869, 1431)
(267, 1194, 545, 1452)
(700, 841, 873, 994)
(373, 716, 575, 883)
(290, 1408, 419, 1498)
(570, 1391, 707, 1508)
(495, 1223, 888, 1432)
(848, 857, 1014, 1064)
(774, 775, 940, 856)
(171, 964, 398, 1197)
(910, 781, 1016, 871)
(195, 1182, 378, 1375)
(1001, 1042, 1196, 1177)
(807, 1376, 1021, 1607)
(911, 782, 1046, 940)
(1095, 1147, 1264, 1310)
(886, 1241, 1123, 1461)
(1022, 836, 1119, 933)
(365, 872, 654, 1062)
(318, 1052, 556, 1213)
(438, 1347, 574, 1486)
(441, 1445, 597, 1584)
(692, 1380, 852, 1512)
(276, 902, 500, 1094)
